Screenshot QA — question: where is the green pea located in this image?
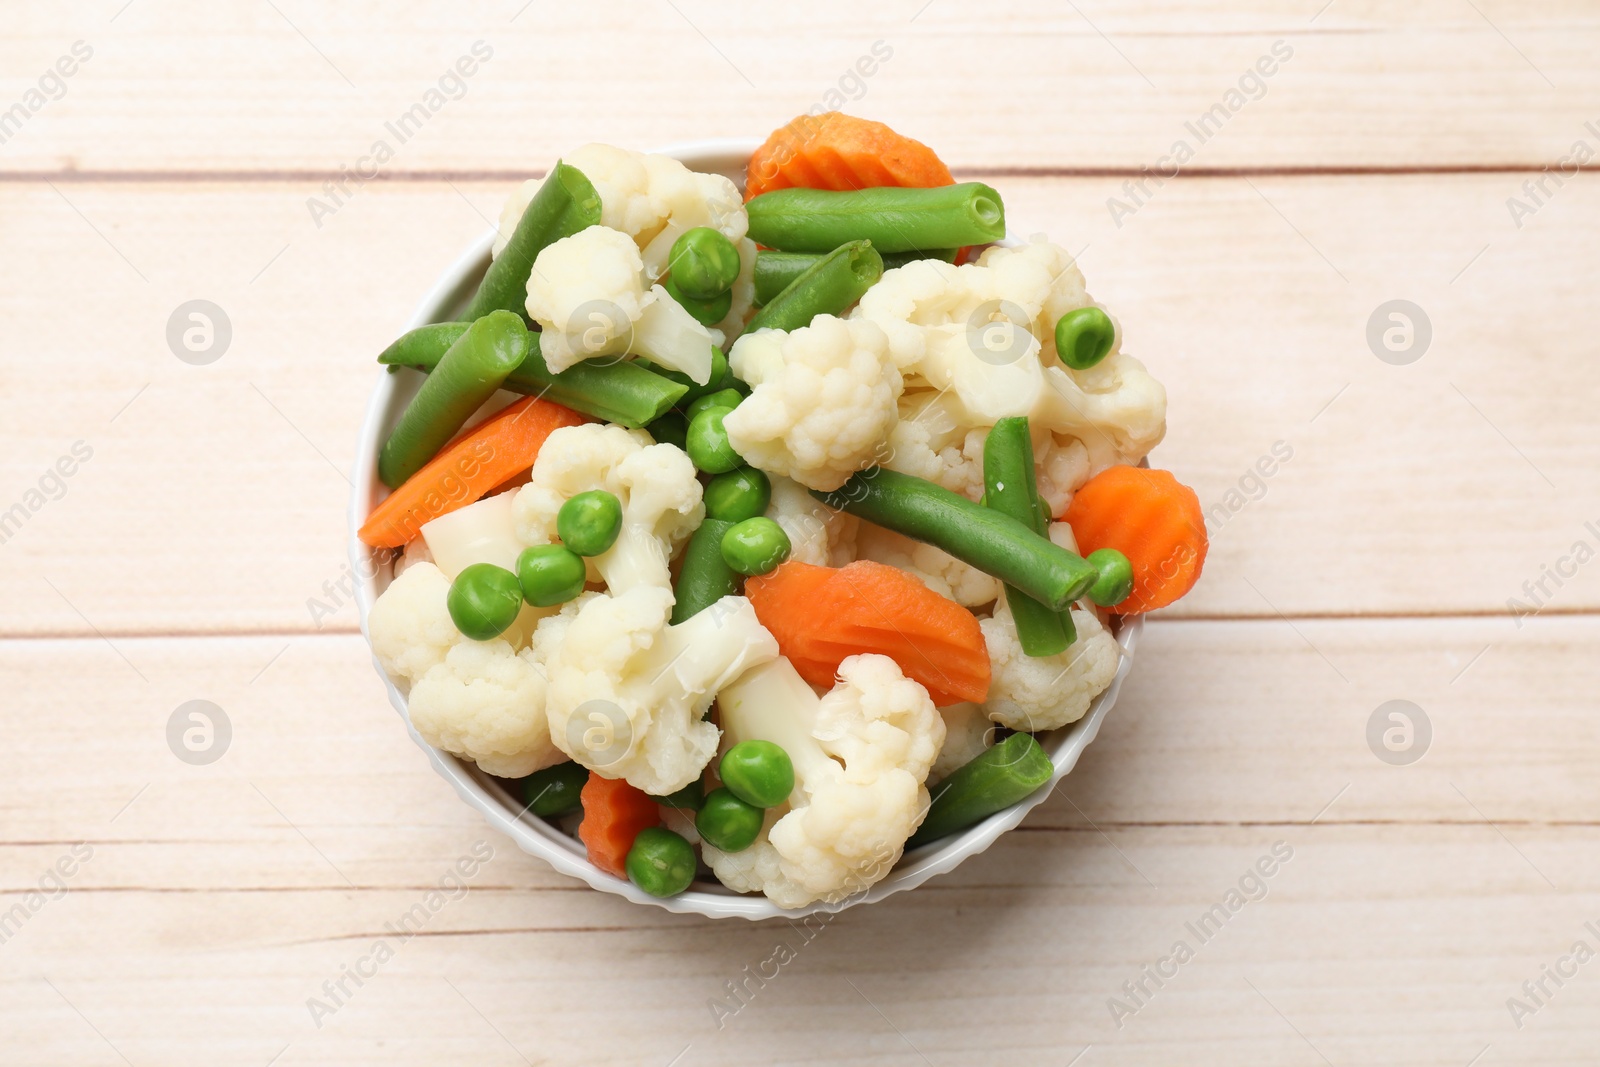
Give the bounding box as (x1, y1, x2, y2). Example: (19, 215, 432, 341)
(704, 467, 771, 523)
(1086, 547, 1135, 607)
(685, 388, 742, 423)
(521, 761, 587, 817)
(647, 410, 689, 449)
(663, 274, 734, 327)
(720, 517, 791, 577)
(447, 563, 524, 640)
(686, 408, 741, 474)
(625, 827, 697, 897)
(668, 226, 742, 300)
(1054, 306, 1116, 370)
(654, 780, 705, 811)
(695, 788, 764, 852)
(719, 740, 794, 808)
(557, 489, 623, 557)
(516, 544, 587, 607)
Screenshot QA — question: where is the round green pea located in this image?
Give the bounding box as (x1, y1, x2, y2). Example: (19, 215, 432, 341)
(668, 226, 742, 300)
(654, 780, 705, 811)
(516, 544, 587, 607)
(1086, 547, 1135, 607)
(647, 410, 689, 449)
(686, 408, 741, 474)
(695, 788, 764, 852)
(720, 517, 790, 577)
(521, 761, 587, 818)
(625, 827, 697, 897)
(1054, 306, 1116, 370)
(664, 275, 734, 327)
(685, 388, 742, 422)
(446, 563, 523, 640)
(557, 490, 623, 557)
(719, 740, 794, 808)
(704, 467, 771, 523)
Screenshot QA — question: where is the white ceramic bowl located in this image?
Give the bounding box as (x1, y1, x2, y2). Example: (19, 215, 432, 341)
(349, 139, 1142, 920)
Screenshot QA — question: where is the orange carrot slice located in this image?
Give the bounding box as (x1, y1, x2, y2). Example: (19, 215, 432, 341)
(746, 560, 989, 706)
(358, 396, 588, 548)
(745, 113, 955, 201)
(1062, 466, 1208, 614)
(577, 772, 661, 879)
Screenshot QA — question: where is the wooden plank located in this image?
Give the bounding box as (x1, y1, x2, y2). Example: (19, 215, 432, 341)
(2, 175, 1595, 633)
(3, 1, 1599, 173)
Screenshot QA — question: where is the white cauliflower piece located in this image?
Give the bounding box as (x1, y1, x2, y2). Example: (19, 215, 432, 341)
(854, 524, 1000, 609)
(543, 587, 779, 795)
(1035, 433, 1092, 517)
(704, 655, 945, 909)
(523, 225, 651, 372)
(981, 600, 1120, 732)
(931, 702, 995, 782)
(406, 640, 563, 779)
(367, 562, 461, 684)
(494, 144, 748, 282)
(1034, 353, 1167, 474)
(723, 316, 902, 491)
(513, 424, 704, 595)
(765, 474, 858, 567)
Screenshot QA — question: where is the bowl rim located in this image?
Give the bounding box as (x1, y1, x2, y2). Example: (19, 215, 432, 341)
(347, 138, 1143, 920)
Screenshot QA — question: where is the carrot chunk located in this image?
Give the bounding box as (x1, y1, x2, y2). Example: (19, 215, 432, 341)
(577, 772, 661, 879)
(745, 113, 955, 200)
(358, 396, 588, 548)
(1062, 466, 1208, 614)
(746, 560, 989, 706)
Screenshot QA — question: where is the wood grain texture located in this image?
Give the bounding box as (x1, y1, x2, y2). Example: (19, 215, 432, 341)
(3, 1, 1600, 174)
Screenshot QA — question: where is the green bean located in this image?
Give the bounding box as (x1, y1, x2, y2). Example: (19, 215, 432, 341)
(669, 518, 741, 624)
(984, 418, 1072, 656)
(743, 240, 882, 335)
(747, 183, 1006, 254)
(379, 311, 529, 489)
(1086, 547, 1135, 608)
(753, 247, 957, 307)
(907, 732, 1054, 847)
(812, 468, 1098, 612)
(635, 348, 743, 408)
(379, 324, 686, 429)
(462, 161, 601, 321)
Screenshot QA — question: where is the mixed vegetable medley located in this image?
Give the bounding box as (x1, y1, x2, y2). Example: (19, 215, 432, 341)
(360, 114, 1207, 908)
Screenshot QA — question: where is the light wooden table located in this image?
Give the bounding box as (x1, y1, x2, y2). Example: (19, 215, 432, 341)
(4, 3, 1597, 1064)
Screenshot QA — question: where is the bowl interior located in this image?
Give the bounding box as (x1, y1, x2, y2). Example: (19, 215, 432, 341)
(348, 139, 1142, 920)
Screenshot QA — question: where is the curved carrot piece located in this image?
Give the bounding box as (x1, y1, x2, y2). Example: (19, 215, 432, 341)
(358, 396, 588, 548)
(746, 560, 989, 706)
(745, 113, 955, 201)
(577, 772, 661, 879)
(1062, 466, 1208, 614)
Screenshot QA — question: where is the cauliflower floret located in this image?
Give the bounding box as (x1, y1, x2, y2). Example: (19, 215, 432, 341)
(367, 562, 461, 684)
(543, 587, 779, 795)
(981, 601, 1120, 732)
(1035, 433, 1092, 517)
(523, 225, 650, 372)
(406, 639, 562, 779)
(513, 424, 704, 595)
(494, 144, 748, 281)
(723, 316, 902, 491)
(704, 655, 945, 909)
(765, 474, 858, 567)
(931, 702, 995, 782)
(854, 524, 999, 609)
(1035, 353, 1167, 475)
